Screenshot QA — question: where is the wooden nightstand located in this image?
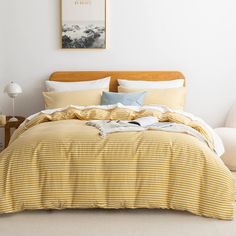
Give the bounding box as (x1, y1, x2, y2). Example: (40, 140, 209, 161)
(0, 116, 25, 149)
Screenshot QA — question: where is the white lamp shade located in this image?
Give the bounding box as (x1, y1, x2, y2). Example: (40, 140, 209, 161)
(4, 82, 22, 98)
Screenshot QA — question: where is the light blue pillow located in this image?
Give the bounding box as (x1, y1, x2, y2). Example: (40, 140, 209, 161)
(101, 91, 146, 106)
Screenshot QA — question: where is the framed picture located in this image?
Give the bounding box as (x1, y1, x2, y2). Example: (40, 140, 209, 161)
(61, 0, 107, 49)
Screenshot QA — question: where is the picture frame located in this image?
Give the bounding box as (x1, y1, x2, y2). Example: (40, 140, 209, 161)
(60, 0, 107, 49)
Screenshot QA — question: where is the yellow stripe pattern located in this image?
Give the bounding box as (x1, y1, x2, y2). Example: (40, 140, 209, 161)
(0, 107, 234, 220)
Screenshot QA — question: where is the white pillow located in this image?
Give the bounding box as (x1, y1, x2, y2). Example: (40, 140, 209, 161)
(45, 77, 110, 92)
(118, 79, 184, 89)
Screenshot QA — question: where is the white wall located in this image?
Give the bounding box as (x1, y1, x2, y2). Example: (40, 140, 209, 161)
(1, 0, 236, 127)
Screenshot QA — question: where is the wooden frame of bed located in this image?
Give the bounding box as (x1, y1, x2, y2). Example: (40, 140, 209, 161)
(49, 71, 186, 92)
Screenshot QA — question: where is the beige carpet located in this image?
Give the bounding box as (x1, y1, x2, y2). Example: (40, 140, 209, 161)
(0, 173, 235, 236)
(1, 208, 236, 236)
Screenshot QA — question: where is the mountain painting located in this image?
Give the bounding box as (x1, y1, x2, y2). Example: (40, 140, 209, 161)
(61, 0, 106, 49)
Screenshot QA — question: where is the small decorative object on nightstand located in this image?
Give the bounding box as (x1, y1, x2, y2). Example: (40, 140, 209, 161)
(0, 114, 6, 126)
(0, 116, 25, 149)
(4, 82, 23, 122)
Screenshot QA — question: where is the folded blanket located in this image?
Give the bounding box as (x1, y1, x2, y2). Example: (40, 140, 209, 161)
(86, 120, 212, 151)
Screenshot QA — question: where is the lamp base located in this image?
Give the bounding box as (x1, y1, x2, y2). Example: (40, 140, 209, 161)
(8, 117, 18, 122)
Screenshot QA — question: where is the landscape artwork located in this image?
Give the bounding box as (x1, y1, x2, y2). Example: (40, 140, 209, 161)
(61, 0, 106, 49)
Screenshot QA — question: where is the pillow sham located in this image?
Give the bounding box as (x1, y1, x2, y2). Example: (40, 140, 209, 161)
(45, 77, 110, 92)
(118, 79, 184, 89)
(43, 89, 106, 109)
(101, 91, 146, 106)
(118, 86, 186, 110)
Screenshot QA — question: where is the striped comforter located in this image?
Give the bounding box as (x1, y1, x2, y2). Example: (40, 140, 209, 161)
(0, 106, 234, 219)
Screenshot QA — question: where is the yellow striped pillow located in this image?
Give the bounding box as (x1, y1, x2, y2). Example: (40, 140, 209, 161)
(43, 89, 107, 109)
(118, 86, 186, 110)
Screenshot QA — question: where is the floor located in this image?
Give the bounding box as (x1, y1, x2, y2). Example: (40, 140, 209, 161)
(0, 173, 235, 236)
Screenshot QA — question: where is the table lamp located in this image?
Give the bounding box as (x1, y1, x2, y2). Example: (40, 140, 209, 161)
(4, 82, 22, 122)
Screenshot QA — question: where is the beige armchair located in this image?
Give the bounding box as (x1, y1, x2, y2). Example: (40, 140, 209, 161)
(215, 103, 236, 171)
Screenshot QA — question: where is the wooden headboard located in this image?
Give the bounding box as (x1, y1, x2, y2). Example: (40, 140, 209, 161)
(49, 71, 185, 92)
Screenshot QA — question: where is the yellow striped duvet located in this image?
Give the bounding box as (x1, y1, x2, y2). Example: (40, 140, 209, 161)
(0, 107, 234, 219)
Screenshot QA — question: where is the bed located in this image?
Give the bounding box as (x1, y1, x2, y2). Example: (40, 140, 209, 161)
(0, 71, 234, 220)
